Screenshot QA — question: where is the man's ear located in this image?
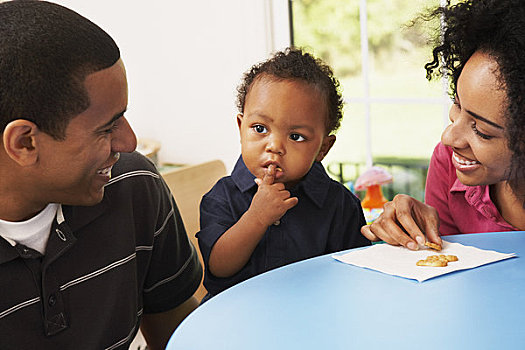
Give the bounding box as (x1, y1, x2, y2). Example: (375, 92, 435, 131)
(315, 134, 336, 162)
(2, 119, 39, 166)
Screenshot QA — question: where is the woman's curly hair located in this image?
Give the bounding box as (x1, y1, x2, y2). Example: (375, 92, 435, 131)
(236, 47, 343, 135)
(425, 0, 525, 200)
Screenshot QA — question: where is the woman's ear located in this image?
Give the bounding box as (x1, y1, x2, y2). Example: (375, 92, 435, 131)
(2, 119, 39, 166)
(316, 135, 336, 162)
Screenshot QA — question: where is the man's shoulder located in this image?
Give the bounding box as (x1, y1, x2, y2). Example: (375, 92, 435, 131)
(112, 151, 158, 176)
(103, 152, 165, 201)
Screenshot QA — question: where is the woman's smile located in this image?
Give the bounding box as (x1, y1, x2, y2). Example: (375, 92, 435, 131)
(451, 151, 481, 172)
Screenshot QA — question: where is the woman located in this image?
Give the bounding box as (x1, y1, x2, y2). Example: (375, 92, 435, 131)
(361, 0, 525, 250)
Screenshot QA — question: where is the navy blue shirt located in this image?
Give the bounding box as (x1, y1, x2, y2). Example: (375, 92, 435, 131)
(197, 156, 370, 296)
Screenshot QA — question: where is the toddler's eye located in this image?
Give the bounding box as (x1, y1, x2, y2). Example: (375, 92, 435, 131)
(253, 125, 267, 133)
(290, 133, 305, 141)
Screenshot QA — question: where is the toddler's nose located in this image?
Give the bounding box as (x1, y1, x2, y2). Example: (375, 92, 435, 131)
(265, 135, 285, 155)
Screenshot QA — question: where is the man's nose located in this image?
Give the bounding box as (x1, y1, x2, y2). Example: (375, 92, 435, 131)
(111, 117, 137, 153)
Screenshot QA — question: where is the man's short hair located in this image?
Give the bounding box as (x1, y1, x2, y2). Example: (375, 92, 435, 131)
(0, 0, 120, 139)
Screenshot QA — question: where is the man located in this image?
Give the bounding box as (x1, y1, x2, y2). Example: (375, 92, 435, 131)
(0, 1, 202, 349)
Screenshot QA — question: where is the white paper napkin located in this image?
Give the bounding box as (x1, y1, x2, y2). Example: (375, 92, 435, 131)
(333, 240, 516, 282)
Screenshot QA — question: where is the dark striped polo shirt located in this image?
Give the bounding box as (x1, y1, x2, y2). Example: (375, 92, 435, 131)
(0, 152, 202, 349)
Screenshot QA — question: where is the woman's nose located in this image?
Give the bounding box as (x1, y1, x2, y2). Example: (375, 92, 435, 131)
(111, 117, 137, 153)
(441, 110, 467, 149)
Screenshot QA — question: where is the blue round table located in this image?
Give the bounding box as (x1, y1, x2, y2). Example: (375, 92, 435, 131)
(167, 231, 525, 349)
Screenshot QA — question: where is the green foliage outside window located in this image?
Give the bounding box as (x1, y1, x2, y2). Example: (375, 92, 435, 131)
(293, 0, 441, 81)
(292, 0, 451, 201)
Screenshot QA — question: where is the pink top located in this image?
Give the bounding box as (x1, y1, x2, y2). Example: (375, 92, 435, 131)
(425, 142, 517, 235)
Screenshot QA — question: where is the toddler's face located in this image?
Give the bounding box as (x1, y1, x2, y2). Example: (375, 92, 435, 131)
(238, 76, 335, 188)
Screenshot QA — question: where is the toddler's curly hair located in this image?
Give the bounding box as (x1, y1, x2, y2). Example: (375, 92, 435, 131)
(236, 47, 343, 135)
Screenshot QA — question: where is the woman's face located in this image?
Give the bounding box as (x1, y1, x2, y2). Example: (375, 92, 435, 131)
(441, 51, 511, 187)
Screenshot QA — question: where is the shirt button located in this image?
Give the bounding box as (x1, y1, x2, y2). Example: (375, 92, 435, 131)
(48, 294, 57, 307)
(19, 247, 31, 258)
(56, 228, 67, 241)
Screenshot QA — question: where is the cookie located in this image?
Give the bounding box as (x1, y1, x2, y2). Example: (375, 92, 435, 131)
(416, 259, 448, 267)
(416, 254, 459, 267)
(424, 241, 442, 251)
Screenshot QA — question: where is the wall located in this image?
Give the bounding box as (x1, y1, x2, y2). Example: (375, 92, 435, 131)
(55, 0, 291, 171)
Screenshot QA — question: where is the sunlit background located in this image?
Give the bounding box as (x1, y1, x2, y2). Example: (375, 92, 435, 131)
(29, 0, 459, 202)
(292, 0, 454, 200)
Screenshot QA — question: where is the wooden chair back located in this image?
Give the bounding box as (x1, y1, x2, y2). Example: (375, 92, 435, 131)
(161, 160, 227, 301)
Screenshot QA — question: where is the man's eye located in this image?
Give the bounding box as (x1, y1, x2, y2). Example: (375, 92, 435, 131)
(104, 124, 118, 134)
(253, 125, 267, 133)
(290, 133, 305, 141)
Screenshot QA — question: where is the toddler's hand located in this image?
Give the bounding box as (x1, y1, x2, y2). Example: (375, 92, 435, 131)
(250, 164, 298, 227)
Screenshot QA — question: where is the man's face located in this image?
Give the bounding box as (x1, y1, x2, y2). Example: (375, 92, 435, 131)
(35, 59, 137, 206)
(238, 76, 334, 188)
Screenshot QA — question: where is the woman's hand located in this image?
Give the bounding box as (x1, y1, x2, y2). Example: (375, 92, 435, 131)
(360, 194, 442, 250)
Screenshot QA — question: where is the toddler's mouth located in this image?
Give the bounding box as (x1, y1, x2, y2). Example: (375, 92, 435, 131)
(263, 161, 283, 173)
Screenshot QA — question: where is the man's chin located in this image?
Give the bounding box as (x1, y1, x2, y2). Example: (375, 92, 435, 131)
(63, 190, 105, 207)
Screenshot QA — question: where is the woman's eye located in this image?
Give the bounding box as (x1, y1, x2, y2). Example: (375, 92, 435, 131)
(471, 122, 493, 140)
(253, 125, 267, 133)
(290, 133, 305, 141)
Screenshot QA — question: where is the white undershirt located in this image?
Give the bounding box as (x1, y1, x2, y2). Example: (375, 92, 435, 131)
(0, 203, 59, 255)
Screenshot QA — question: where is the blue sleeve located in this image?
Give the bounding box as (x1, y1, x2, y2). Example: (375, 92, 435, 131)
(197, 179, 261, 296)
(326, 184, 371, 253)
(197, 190, 235, 271)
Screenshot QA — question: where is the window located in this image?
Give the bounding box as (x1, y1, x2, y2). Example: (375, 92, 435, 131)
(291, 0, 452, 201)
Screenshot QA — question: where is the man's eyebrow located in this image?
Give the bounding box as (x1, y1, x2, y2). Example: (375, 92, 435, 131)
(456, 93, 503, 129)
(97, 109, 127, 130)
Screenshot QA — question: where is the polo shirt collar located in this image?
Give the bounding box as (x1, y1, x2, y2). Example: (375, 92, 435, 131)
(450, 178, 469, 193)
(0, 195, 109, 265)
(450, 177, 488, 204)
(449, 177, 500, 219)
(231, 156, 330, 208)
(0, 236, 19, 264)
(62, 194, 109, 233)
(231, 156, 257, 193)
